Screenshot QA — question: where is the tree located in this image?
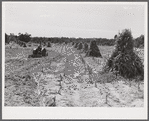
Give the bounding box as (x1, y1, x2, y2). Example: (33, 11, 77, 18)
(18, 32, 31, 43)
(9, 33, 17, 42)
(48, 38, 52, 43)
(5, 33, 8, 44)
(104, 29, 144, 81)
(85, 41, 102, 58)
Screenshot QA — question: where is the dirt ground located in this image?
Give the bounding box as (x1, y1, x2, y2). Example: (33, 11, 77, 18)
(4, 43, 144, 107)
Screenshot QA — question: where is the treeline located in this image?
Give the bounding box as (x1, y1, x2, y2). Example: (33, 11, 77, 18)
(5, 33, 31, 44)
(5, 33, 144, 48)
(30, 37, 116, 46)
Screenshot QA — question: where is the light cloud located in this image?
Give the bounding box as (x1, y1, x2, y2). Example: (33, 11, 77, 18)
(3, 2, 146, 39)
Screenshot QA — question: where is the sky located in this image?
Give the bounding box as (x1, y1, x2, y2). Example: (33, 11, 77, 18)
(3, 2, 146, 39)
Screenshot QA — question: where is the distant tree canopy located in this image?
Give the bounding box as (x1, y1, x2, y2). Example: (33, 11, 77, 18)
(5, 33, 8, 44)
(29, 36, 144, 48)
(18, 33, 31, 43)
(96, 38, 116, 46)
(9, 33, 17, 42)
(5, 31, 144, 48)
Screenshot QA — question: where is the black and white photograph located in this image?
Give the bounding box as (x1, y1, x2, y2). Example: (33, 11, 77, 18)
(2, 1, 148, 119)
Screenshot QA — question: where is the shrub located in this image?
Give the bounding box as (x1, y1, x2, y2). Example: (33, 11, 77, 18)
(8, 33, 17, 42)
(104, 29, 144, 80)
(85, 41, 102, 58)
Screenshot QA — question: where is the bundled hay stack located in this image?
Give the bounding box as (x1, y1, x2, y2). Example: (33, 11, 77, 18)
(77, 43, 83, 50)
(74, 42, 79, 48)
(23, 43, 27, 47)
(83, 43, 89, 53)
(104, 29, 144, 80)
(65, 41, 68, 45)
(72, 42, 75, 45)
(29, 45, 48, 58)
(41, 48, 47, 56)
(86, 41, 102, 58)
(47, 42, 51, 47)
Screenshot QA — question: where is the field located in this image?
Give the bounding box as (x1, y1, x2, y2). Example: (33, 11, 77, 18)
(5, 43, 144, 107)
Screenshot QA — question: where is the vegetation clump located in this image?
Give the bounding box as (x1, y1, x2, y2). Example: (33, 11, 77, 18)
(86, 41, 102, 58)
(18, 32, 31, 43)
(104, 29, 144, 80)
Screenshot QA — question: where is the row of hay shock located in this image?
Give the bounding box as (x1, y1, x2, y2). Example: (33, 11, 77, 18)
(73, 41, 102, 58)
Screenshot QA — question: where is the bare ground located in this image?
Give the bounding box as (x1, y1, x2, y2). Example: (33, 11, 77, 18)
(5, 43, 144, 107)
